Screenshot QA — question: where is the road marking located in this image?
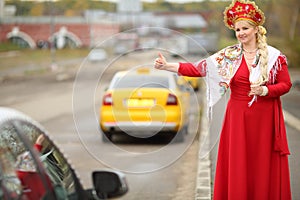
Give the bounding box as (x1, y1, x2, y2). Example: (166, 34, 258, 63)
(283, 109, 300, 132)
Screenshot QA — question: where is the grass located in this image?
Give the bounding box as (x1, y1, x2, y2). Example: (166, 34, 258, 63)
(0, 48, 90, 72)
(0, 42, 21, 51)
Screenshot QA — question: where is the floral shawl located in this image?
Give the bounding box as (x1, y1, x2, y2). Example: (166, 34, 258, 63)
(203, 43, 281, 111)
(191, 44, 290, 155)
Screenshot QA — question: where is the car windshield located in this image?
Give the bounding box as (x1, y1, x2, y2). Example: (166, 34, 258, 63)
(112, 75, 169, 89)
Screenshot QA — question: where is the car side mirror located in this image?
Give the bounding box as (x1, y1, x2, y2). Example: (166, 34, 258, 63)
(92, 170, 128, 199)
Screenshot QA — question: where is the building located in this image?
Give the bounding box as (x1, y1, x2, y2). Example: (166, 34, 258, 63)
(0, 16, 120, 49)
(0, 10, 208, 49)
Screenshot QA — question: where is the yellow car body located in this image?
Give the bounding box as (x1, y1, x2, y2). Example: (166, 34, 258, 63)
(181, 76, 200, 91)
(99, 68, 191, 142)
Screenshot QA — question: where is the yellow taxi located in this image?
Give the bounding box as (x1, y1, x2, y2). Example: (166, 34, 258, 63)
(183, 76, 200, 91)
(99, 67, 191, 143)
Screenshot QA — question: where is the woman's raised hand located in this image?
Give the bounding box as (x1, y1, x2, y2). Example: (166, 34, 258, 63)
(154, 52, 167, 70)
(154, 52, 179, 73)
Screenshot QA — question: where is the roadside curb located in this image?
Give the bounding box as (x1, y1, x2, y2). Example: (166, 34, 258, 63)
(195, 105, 212, 200)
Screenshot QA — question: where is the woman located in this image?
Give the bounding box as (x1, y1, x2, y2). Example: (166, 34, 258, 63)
(154, 0, 292, 199)
(16, 135, 53, 200)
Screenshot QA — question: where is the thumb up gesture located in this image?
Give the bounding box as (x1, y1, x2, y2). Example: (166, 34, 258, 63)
(154, 52, 167, 70)
(154, 52, 179, 73)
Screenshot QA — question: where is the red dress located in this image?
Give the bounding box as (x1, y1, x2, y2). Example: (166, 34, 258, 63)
(16, 144, 53, 200)
(179, 56, 292, 200)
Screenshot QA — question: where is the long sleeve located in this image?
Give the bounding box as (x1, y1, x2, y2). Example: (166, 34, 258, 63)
(267, 55, 292, 98)
(34, 144, 43, 152)
(178, 59, 207, 77)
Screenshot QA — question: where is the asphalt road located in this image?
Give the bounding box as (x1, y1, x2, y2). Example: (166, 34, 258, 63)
(281, 69, 300, 200)
(1, 50, 299, 199)
(0, 50, 203, 200)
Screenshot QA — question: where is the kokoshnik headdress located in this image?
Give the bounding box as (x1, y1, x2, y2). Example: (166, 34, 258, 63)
(224, 0, 265, 29)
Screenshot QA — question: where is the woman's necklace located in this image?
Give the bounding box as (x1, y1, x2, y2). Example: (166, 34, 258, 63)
(243, 48, 258, 54)
(244, 52, 259, 69)
(244, 54, 255, 59)
(244, 53, 255, 62)
(243, 47, 258, 68)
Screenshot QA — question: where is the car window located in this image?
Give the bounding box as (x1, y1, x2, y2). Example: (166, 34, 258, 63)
(0, 120, 85, 200)
(0, 146, 23, 200)
(112, 75, 169, 89)
(0, 120, 53, 200)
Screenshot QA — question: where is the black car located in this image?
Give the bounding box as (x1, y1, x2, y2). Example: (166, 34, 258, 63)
(0, 107, 128, 200)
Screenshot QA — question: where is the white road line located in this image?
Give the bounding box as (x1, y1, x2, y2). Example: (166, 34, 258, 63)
(283, 109, 300, 132)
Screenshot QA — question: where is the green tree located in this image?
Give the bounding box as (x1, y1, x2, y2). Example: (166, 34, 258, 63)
(263, 0, 300, 67)
(6, 0, 32, 16)
(30, 3, 44, 16)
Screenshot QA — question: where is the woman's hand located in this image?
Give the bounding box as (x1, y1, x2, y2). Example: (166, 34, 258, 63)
(35, 134, 45, 145)
(154, 52, 179, 73)
(154, 52, 167, 70)
(249, 85, 268, 96)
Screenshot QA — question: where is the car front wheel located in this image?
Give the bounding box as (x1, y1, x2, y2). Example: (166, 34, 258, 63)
(102, 132, 113, 143)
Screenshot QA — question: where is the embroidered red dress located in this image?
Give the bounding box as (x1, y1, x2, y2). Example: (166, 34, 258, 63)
(178, 55, 292, 200)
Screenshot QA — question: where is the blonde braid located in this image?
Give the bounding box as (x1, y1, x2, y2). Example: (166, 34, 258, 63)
(257, 25, 269, 85)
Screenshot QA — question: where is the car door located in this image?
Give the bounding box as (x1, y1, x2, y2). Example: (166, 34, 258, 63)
(0, 119, 86, 200)
(0, 107, 129, 200)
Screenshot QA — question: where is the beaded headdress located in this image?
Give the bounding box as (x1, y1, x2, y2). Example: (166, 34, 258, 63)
(224, 0, 265, 29)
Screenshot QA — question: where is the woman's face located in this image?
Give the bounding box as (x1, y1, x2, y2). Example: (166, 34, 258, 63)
(234, 20, 258, 46)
